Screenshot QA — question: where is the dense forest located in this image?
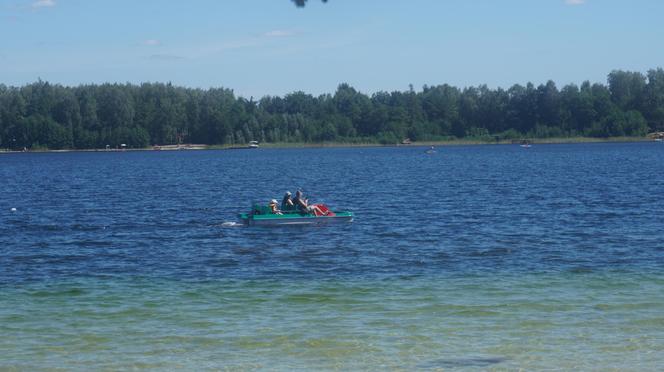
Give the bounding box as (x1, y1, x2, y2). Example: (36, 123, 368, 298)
(1, 68, 663, 150)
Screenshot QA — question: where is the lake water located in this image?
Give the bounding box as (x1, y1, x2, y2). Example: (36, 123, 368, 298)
(1, 143, 663, 370)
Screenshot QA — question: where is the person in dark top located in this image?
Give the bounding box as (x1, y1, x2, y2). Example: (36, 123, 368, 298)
(281, 191, 294, 211)
(292, 190, 324, 215)
(292, 190, 305, 212)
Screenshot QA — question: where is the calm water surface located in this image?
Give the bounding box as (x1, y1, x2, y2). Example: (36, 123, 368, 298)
(1, 143, 663, 370)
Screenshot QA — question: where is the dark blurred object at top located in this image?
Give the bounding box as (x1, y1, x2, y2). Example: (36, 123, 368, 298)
(293, 0, 328, 7)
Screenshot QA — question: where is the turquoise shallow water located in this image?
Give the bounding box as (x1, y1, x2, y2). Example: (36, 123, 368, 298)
(1, 143, 664, 370)
(2, 273, 664, 370)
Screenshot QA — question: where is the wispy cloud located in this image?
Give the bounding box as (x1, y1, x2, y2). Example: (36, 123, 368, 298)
(148, 54, 185, 61)
(32, 0, 56, 8)
(263, 30, 297, 38)
(143, 39, 161, 46)
(565, 0, 585, 5)
(202, 40, 260, 54)
(140, 39, 258, 63)
(3, 15, 19, 23)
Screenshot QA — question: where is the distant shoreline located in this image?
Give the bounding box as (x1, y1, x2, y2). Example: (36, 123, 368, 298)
(256, 136, 652, 148)
(0, 136, 656, 154)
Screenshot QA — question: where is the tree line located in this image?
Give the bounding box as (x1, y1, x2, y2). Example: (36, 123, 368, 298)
(1, 68, 663, 150)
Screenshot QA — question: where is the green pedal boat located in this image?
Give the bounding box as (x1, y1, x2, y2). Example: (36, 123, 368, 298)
(239, 203, 353, 226)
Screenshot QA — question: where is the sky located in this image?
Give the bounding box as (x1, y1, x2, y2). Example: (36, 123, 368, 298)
(0, 0, 662, 98)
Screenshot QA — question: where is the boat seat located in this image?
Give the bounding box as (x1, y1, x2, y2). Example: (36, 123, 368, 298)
(252, 204, 273, 215)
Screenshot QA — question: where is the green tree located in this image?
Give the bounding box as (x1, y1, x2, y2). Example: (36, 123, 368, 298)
(608, 70, 646, 111)
(644, 68, 664, 131)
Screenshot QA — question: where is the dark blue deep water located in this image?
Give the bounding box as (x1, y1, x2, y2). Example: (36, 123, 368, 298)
(1, 143, 664, 370)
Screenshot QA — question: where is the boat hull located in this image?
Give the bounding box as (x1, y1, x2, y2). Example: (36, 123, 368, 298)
(239, 212, 353, 226)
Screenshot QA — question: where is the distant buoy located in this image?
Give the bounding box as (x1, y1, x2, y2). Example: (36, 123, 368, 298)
(10, 208, 17, 212)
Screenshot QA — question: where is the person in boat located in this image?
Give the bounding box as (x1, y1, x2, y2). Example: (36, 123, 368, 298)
(281, 191, 295, 212)
(268, 199, 282, 215)
(293, 190, 325, 216)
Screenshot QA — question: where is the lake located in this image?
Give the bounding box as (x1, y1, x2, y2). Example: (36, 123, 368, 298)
(1, 142, 663, 370)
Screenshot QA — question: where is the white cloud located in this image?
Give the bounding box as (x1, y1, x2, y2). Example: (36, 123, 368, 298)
(565, 0, 585, 5)
(143, 39, 161, 46)
(263, 30, 296, 38)
(32, 0, 56, 8)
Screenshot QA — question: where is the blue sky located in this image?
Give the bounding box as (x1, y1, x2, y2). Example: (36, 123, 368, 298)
(1, 0, 662, 98)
